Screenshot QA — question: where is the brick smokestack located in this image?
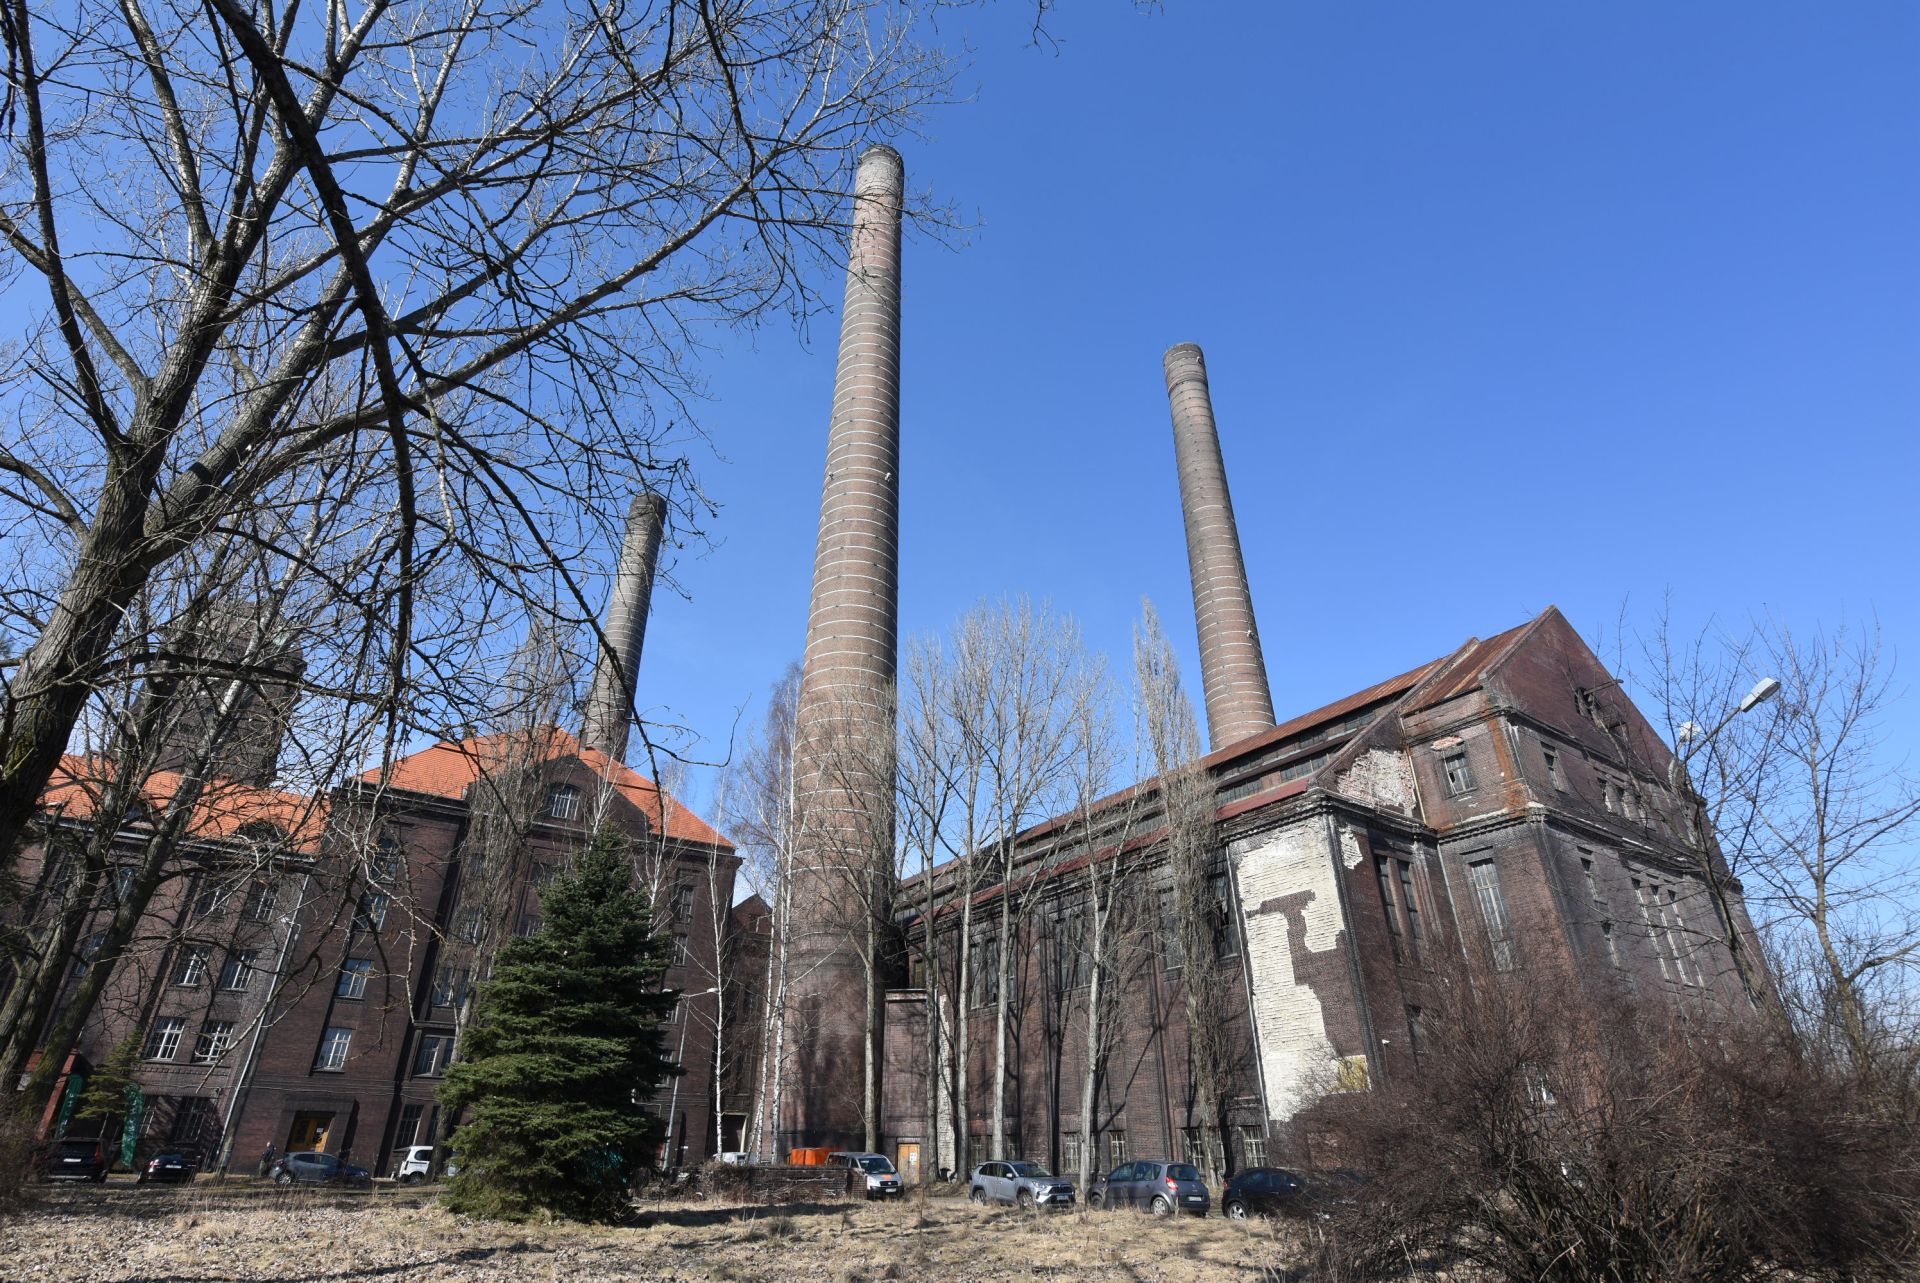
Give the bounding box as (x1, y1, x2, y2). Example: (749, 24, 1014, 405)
(783, 144, 904, 1153)
(1164, 343, 1276, 751)
(579, 490, 666, 763)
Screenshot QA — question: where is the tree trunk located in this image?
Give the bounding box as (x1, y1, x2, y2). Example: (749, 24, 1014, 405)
(0, 856, 106, 1087)
(991, 879, 1011, 1160)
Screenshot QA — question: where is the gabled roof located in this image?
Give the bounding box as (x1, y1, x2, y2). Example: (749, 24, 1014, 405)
(358, 726, 732, 850)
(43, 755, 328, 854)
(1405, 613, 1546, 712)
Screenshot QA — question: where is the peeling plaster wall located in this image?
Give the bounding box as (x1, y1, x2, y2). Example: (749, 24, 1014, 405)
(1334, 748, 1418, 815)
(1233, 819, 1358, 1125)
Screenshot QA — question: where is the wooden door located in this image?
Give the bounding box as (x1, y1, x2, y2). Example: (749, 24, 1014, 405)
(896, 1142, 921, 1185)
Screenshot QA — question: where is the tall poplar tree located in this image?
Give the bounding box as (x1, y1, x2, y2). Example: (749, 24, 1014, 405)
(440, 828, 679, 1221)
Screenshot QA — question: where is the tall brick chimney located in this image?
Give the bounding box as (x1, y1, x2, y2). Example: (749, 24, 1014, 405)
(1164, 342, 1276, 751)
(782, 144, 905, 1154)
(579, 490, 666, 763)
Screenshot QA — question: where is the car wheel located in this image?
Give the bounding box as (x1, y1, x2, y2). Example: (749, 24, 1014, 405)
(399, 1172, 422, 1186)
(969, 1186, 985, 1204)
(1225, 1200, 1248, 1221)
(274, 1171, 293, 1187)
(1087, 1191, 1102, 1210)
(1150, 1196, 1172, 1218)
(1016, 1188, 1034, 1210)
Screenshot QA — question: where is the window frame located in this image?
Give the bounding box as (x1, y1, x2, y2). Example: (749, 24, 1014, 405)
(315, 1026, 354, 1071)
(218, 950, 258, 992)
(192, 1020, 236, 1064)
(336, 958, 373, 1000)
(145, 1016, 187, 1062)
(1441, 750, 1477, 797)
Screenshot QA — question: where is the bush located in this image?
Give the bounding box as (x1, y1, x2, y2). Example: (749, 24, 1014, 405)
(0, 1115, 39, 1220)
(1307, 969, 1920, 1282)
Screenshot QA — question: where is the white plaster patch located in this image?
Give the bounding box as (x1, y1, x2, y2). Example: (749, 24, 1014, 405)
(1334, 748, 1418, 813)
(1233, 821, 1350, 1124)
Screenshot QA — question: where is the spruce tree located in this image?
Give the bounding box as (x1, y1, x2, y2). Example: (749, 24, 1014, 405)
(440, 826, 679, 1221)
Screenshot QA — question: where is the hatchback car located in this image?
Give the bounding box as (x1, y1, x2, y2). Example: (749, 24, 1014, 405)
(137, 1151, 197, 1185)
(43, 1138, 109, 1183)
(1087, 1160, 1210, 1216)
(269, 1150, 371, 1188)
(825, 1151, 904, 1199)
(969, 1160, 1076, 1209)
(1221, 1166, 1308, 1219)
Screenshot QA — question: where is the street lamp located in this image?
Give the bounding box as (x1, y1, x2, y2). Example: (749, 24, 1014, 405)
(1674, 677, 1783, 754)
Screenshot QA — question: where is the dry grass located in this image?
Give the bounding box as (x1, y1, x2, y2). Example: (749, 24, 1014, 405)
(0, 1186, 1315, 1281)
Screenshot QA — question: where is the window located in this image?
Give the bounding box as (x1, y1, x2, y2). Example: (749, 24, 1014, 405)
(1406, 1005, 1425, 1067)
(1207, 872, 1238, 961)
(1374, 856, 1403, 958)
(393, 1103, 425, 1152)
(1239, 1125, 1267, 1168)
(111, 866, 136, 904)
(193, 880, 234, 918)
(71, 931, 105, 979)
(1053, 903, 1089, 991)
(218, 950, 257, 992)
(192, 1020, 236, 1064)
(530, 863, 558, 888)
(316, 1027, 353, 1071)
(1664, 887, 1698, 986)
(431, 966, 471, 1009)
(336, 958, 372, 999)
(671, 885, 694, 924)
(515, 913, 542, 938)
(169, 1096, 216, 1147)
(1601, 920, 1621, 967)
(1156, 887, 1181, 967)
(145, 1016, 186, 1062)
(970, 933, 1001, 1007)
(370, 838, 401, 885)
(1466, 858, 1517, 971)
(1107, 1129, 1127, 1168)
(1542, 744, 1563, 791)
(1061, 1131, 1082, 1174)
(1397, 861, 1424, 956)
(1442, 751, 1476, 797)
(454, 906, 484, 944)
(671, 934, 689, 968)
(413, 1033, 455, 1078)
(172, 945, 211, 988)
(353, 891, 391, 932)
(243, 878, 277, 922)
(545, 783, 580, 821)
(1182, 1128, 1204, 1169)
(1633, 878, 1671, 980)
(1374, 856, 1423, 963)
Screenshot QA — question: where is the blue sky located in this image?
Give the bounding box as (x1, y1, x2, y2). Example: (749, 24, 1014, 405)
(648, 1, 1920, 808)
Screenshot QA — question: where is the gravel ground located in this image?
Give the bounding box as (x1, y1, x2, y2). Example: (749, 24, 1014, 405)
(0, 1184, 1312, 1282)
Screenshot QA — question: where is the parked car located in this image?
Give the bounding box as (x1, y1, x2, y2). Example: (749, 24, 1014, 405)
(137, 1151, 197, 1185)
(1086, 1160, 1210, 1216)
(968, 1160, 1076, 1209)
(269, 1150, 372, 1188)
(715, 1151, 756, 1166)
(1221, 1166, 1308, 1219)
(42, 1137, 109, 1183)
(824, 1151, 904, 1199)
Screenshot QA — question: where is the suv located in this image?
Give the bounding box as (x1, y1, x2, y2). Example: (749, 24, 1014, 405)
(825, 1151, 904, 1199)
(43, 1138, 109, 1183)
(269, 1150, 371, 1188)
(1087, 1160, 1210, 1216)
(969, 1160, 1076, 1209)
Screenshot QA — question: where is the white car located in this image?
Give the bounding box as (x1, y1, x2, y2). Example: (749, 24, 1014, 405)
(394, 1145, 456, 1183)
(826, 1151, 904, 1199)
(716, 1151, 756, 1166)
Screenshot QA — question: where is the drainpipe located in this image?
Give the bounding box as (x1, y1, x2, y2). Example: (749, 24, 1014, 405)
(215, 869, 311, 1175)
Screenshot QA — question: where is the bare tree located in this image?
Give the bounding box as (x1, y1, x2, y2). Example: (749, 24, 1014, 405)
(0, 0, 958, 867)
(1640, 613, 1920, 1073)
(1134, 600, 1236, 1184)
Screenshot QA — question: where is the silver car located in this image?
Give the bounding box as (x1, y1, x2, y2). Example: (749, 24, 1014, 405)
(1087, 1160, 1210, 1216)
(969, 1160, 1077, 1209)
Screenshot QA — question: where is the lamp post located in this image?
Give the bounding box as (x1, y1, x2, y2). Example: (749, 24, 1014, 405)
(1666, 676, 1781, 1010)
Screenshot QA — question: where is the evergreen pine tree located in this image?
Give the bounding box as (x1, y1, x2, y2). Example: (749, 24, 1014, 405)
(440, 826, 680, 1221)
(70, 1034, 141, 1141)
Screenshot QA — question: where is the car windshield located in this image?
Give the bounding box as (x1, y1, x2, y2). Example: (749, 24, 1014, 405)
(1168, 1164, 1202, 1182)
(1009, 1162, 1051, 1178)
(856, 1156, 894, 1174)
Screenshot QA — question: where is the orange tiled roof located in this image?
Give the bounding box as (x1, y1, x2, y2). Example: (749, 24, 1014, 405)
(43, 755, 328, 854)
(358, 727, 732, 849)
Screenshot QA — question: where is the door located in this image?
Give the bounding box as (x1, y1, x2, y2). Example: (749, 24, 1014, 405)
(287, 1112, 332, 1153)
(896, 1143, 921, 1186)
(1115, 1162, 1141, 1207)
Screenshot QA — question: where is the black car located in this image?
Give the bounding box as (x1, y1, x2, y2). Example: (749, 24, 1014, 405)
(43, 1137, 109, 1183)
(137, 1151, 197, 1185)
(1222, 1166, 1309, 1219)
(268, 1150, 372, 1188)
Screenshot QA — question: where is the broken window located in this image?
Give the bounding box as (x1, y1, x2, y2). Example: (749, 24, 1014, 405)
(1466, 858, 1518, 971)
(1442, 751, 1476, 797)
(316, 1027, 353, 1071)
